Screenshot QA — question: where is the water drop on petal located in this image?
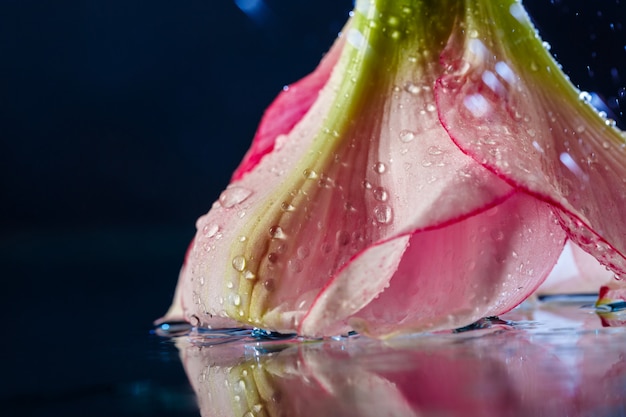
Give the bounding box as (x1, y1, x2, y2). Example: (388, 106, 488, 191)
(219, 187, 252, 208)
(373, 204, 393, 224)
(232, 256, 247, 272)
(399, 129, 416, 142)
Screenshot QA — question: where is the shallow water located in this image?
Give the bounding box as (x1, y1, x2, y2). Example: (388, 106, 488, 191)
(163, 298, 626, 417)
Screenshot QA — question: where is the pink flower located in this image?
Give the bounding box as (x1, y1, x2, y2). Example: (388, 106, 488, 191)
(163, 0, 626, 337)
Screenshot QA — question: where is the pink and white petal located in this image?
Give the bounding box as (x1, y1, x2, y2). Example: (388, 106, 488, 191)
(231, 37, 344, 182)
(537, 240, 614, 295)
(435, 4, 626, 283)
(340, 192, 566, 338)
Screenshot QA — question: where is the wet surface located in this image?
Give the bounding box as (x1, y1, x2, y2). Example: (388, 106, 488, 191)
(170, 299, 626, 417)
(7, 295, 626, 416)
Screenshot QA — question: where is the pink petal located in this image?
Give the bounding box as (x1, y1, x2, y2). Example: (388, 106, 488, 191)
(434, 20, 626, 283)
(537, 240, 614, 295)
(231, 37, 343, 182)
(303, 191, 565, 338)
(177, 25, 516, 336)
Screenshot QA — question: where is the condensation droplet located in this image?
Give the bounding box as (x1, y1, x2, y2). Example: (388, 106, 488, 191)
(269, 225, 287, 239)
(373, 204, 393, 224)
(404, 82, 421, 95)
(578, 91, 592, 103)
(427, 145, 443, 155)
(243, 270, 256, 280)
(281, 201, 295, 212)
(491, 230, 504, 241)
(288, 258, 304, 273)
(219, 187, 252, 208)
(232, 256, 246, 272)
(336, 230, 351, 246)
(373, 186, 388, 201)
(232, 294, 241, 307)
(374, 162, 387, 174)
(399, 129, 416, 142)
(203, 224, 219, 237)
(303, 169, 318, 179)
(268, 253, 279, 263)
(297, 246, 310, 259)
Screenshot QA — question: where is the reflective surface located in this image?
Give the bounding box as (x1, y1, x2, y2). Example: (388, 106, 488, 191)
(174, 299, 626, 417)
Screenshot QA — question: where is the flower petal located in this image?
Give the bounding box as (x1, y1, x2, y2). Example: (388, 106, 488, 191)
(231, 36, 343, 181)
(435, 0, 626, 281)
(307, 191, 565, 338)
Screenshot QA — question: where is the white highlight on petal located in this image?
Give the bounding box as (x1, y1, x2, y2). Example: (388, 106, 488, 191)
(355, 0, 375, 18)
(495, 61, 517, 85)
(509, 2, 527, 23)
(347, 28, 369, 51)
(468, 39, 488, 62)
(463, 93, 491, 118)
(559, 152, 588, 181)
(481, 70, 505, 95)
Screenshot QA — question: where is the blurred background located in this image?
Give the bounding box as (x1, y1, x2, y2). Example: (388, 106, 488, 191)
(0, 0, 624, 416)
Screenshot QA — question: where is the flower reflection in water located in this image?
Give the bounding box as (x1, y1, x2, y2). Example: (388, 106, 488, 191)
(172, 302, 626, 417)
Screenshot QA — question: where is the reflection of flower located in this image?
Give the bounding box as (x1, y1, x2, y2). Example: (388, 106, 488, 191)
(163, 0, 626, 337)
(177, 306, 626, 417)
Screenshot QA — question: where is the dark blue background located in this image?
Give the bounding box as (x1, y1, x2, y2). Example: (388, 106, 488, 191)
(1, 1, 624, 416)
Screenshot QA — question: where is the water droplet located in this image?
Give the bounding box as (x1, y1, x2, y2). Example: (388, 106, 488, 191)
(490, 230, 504, 241)
(268, 253, 279, 263)
(232, 256, 246, 272)
(219, 186, 252, 208)
(243, 270, 256, 280)
(288, 258, 304, 273)
(374, 162, 387, 174)
(427, 145, 443, 155)
(399, 129, 416, 142)
(602, 141, 611, 149)
(404, 82, 421, 95)
(202, 224, 219, 237)
(297, 246, 310, 259)
(303, 169, 318, 179)
(336, 230, 351, 246)
(263, 279, 275, 292)
(426, 103, 436, 112)
(387, 15, 399, 26)
(362, 180, 372, 189)
(190, 315, 200, 326)
(578, 91, 592, 103)
(281, 201, 295, 212)
(373, 186, 388, 201)
(269, 225, 286, 239)
(238, 235, 247, 242)
(373, 204, 393, 224)
(468, 29, 478, 38)
(226, 281, 234, 289)
(232, 294, 241, 306)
